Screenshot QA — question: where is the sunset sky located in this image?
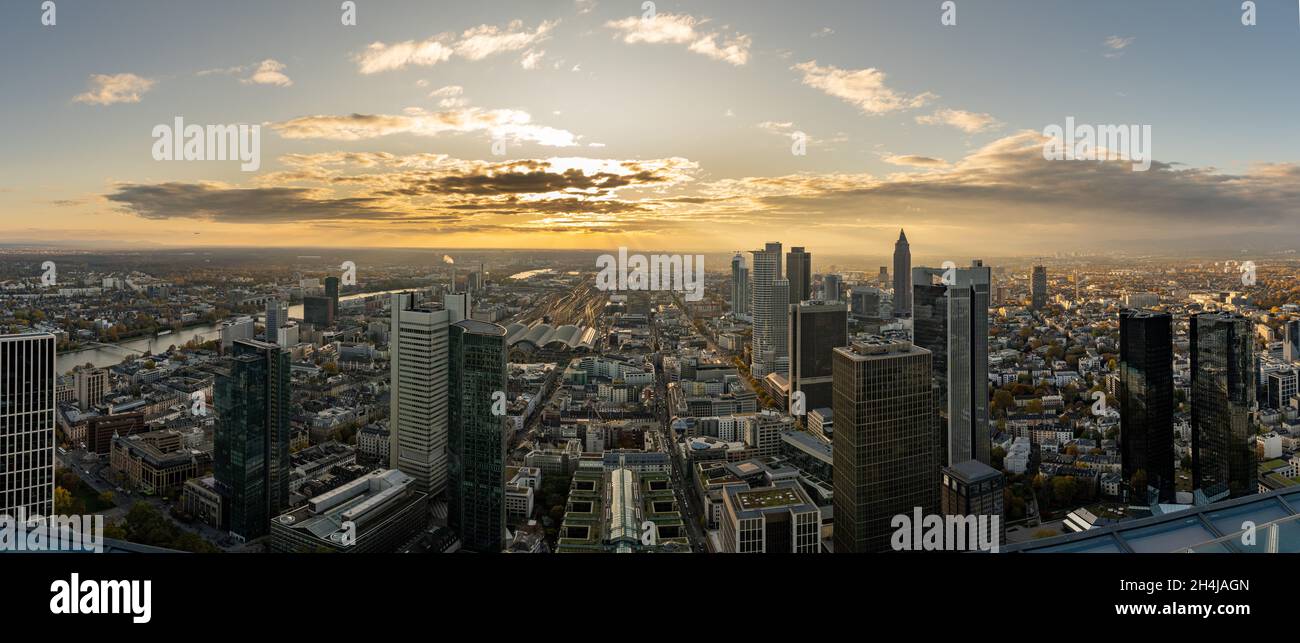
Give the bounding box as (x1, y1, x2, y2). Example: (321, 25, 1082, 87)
(3, 0, 1300, 256)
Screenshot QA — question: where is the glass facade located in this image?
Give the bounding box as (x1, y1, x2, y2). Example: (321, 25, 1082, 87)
(832, 340, 936, 553)
(1119, 310, 1175, 503)
(448, 320, 508, 553)
(1190, 313, 1255, 499)
(215, 339, 290, 541)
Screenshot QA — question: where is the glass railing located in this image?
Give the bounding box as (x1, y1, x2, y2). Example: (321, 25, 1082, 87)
(1179, 513, 1300, 553)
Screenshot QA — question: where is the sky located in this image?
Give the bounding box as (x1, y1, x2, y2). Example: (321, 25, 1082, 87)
(2, 0, 1300, 258)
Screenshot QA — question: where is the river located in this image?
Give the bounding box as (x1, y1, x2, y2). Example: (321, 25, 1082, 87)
(57, 288, 415, 373)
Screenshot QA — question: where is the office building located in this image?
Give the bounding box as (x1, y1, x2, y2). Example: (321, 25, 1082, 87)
(304, 295, 334, 328)
(448, 319, 509, 553)
(266, 299, 286, 345)
(445, 290, 471, 324)
(1286, 320, 1300, 363)
(730, 252, 750, 316)
(849, 286, 881, 320)
(912, 261, 991, 466)
(786, 247, 812, 302)
(720, 480, 820, 553)
(324, 275, 340, 320)
(1119, 310, 1175, 503)
(270, 469, 430, 553)
(1191, 313, 1256, 500)
(0, 333, 56, 518)
(750, 242, 783, 377)
(822, 273, 842, 303)
(1267, 369, 1297, 411)
(892, 229, 911, 316)
(1031, 266, 1047, 310)
(389, 292, 451, 497)
(832, 339, 937, 553)
(940, 460, 1005, 522)
(788, 300, 848, 413)
(220, 316, 255, 352)
(214, 339, 291, 542)
(74, 367, 107, 412)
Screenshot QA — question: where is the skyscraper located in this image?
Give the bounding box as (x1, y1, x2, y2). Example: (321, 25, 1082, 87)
(265, 299, 286, 345)
(822, 273, 842, 303)
(448, 319, 509, 553)
(1285, 319, 1300, 363)
(772, 278, 790, 377)
(390, 292, 451, 497)
(730, 252, 750, 316)
(832, 339, 937, 553)
(912, 261, 992, 466)
(214, 338, 290, 541)
(324, 275, 340, 320)
(892, 230, 911, 317)
(1119, 310, 1175, 504)
(750, 242, 782, 377)
(789, 300, 848, 412)
(786, 247, 812, 303)
(1031, 266, 1047, 310)
(1190, 313, 1256, 500)
(0, 333, 56, 519)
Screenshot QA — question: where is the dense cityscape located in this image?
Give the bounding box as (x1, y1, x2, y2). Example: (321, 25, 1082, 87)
(4, 238, 1300, 555)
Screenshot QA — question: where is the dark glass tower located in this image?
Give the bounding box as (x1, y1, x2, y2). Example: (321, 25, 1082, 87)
(911, 262, 991, 466)
(1190, 313, 1256, 500)
(788, 300, 848, 412)
(832, 339, 936, 553)
(304, 295, 334, 328)
(1119, 310, 1175, 503)
(214, 339, 291, 541)
(325, 275, 340, 320)
(448, 320, 509, 553)
(892, 230, 911, 316)
(1031, 266, 1047, 310)
(786, 247, 812, 303)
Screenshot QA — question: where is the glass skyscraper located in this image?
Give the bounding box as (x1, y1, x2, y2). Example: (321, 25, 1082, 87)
(1190, 312, 1256, 500)
(1119, 310, 1175, 503)
(786, 247, 811, 303)
(214, 338, 291, 541)
(448, 319, 509, 553)
(832, 339, 936, 553)
(788, 300, 848, 413)
(911, 261, 991, 466)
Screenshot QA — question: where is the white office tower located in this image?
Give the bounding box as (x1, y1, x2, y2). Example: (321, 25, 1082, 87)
(390, 292, 451, 497)
(730, 253, 750, 316)
(74, 366, 107, 412)
(750, 242, 783, 377)
(0, 333, 56, 518)
(266, 299, 287, 346)
(277, 321, 299, 347)
(445, 290, 472, 324)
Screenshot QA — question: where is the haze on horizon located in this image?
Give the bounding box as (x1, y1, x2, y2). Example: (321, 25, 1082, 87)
(3, 0, 1300, 257)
